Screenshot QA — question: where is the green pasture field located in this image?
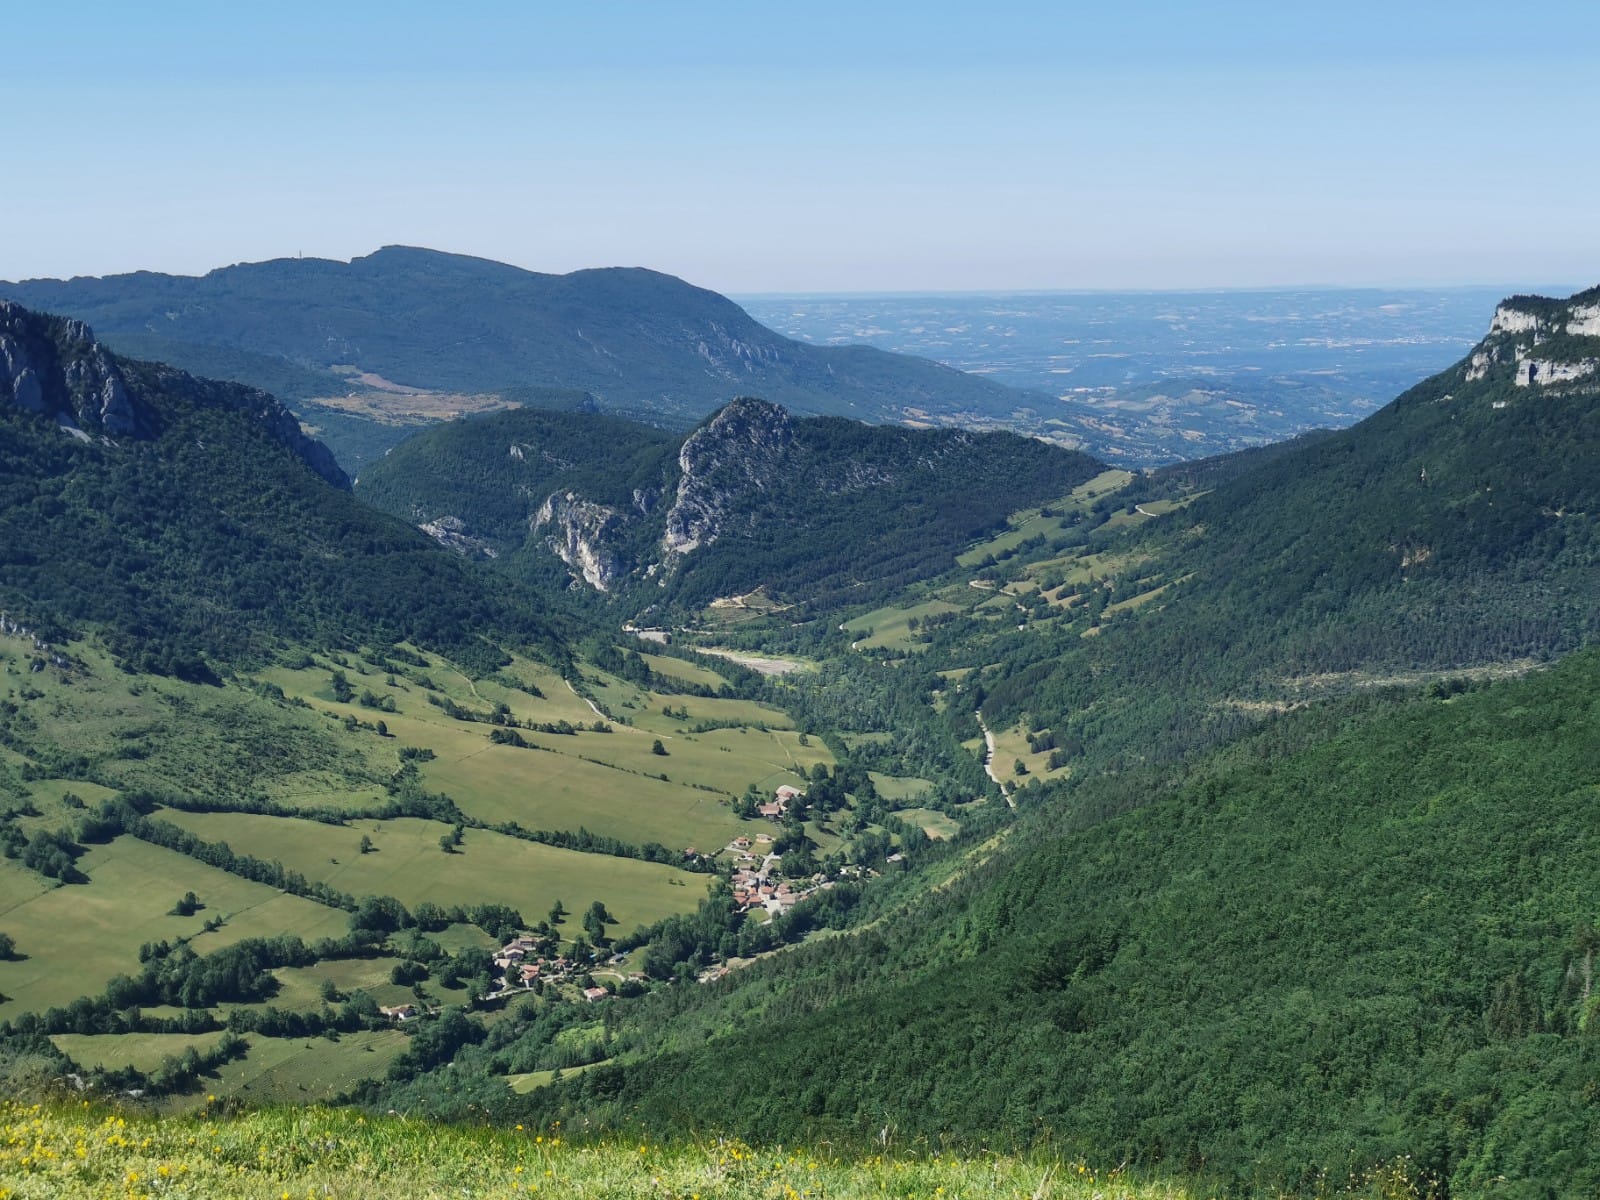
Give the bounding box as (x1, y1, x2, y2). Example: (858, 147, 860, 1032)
(867, 772, 933, 803)
(0, 837, 347, 1014)
(988, 724, 1070, 787)
(192, 1029, 412, 1107)
(415, 696, 822, 847)
(264, 652, 817, 850)
(620, 693, 798, 734)
(955, 468, 1135, 567)
(638, 653, 729, 690)
(4, 641, 387, 813)
(51, 1031, 228, 1073)
(46, 1029, 410, 1111)
(6, 779, 121, 842)
(891, 808, 962, 841)
(260, 956, 415, 1014)
(842, 599, 963, 651)
(506, 1058, 610, 1093)
(424, 741, 747, 851)
(498, 723, 817, 795)
(1105, 579, 1179, 616)
(155, 812, 710, 934)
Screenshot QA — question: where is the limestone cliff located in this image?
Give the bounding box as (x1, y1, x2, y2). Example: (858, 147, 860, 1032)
(663, 397, 794, 556)
(534, 492, 633, 591)
(1463, 286, 1600, 391)
(0, 300, 346, 488)
(0, 301, 148, 438)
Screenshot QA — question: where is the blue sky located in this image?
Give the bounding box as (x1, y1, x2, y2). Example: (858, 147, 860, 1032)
(6, 1, 1599, 292)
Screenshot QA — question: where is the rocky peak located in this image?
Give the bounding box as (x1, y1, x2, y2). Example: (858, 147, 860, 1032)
(0, 299, 347, 489)
(664, 397, 794, 555)
(534, 492, 630, 591)
(1465, 285, 1600, 390)
(0, 301, 149, 437)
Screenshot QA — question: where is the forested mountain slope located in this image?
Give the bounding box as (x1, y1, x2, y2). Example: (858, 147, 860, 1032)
(0, 301, 558, 675)
(967, 285, 1600, 767)
(0, 248, 1043, 443)
(358, 397, 1105, 611)
(504, 649, 1600, 1196)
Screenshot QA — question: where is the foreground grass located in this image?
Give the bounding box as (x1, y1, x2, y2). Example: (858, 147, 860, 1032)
(0, 1099, 1209, 1199)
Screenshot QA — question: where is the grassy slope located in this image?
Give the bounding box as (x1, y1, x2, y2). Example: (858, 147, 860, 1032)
(976, 348, 1600, 768)
(0, 623, 829, 1102)
(524, 649, 1600, 1196)
(0, 1097, 1231, 1200)
(0, 247, 1039, 430)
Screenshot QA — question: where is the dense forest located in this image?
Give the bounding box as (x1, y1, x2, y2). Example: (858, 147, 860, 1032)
(0, 307, 561, 675)
(0, 247, 1039, 438)
(358, 398, 1104, 612)
(481, 650, 1600, 1196)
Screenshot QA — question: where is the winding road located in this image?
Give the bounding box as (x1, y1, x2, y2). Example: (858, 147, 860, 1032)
(974, 710, 1016, 809)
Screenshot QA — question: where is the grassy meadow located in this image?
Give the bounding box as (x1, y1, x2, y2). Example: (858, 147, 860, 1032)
(155, 811, 709, 933)
(0, 623, 854, 1104)
(0, 1099, 1231, 1200)
(0, 836, 346, 1012)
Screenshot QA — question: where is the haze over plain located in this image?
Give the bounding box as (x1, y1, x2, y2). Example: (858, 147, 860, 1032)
(8, 0, 1600, 293)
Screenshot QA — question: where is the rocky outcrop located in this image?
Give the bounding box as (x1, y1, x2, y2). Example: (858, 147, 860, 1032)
(1488, 305, 1541, 336)
(663, 397, 793, 555)
(1514, 358, 1597, 388)
(0, 299, 348, 488)
(535, 492, 631, 590)
(0, 301, 150, 437)
(420, 515, 499, 559)
(1461, 290, 1600, 390)
(1569, 303, 1600, 337)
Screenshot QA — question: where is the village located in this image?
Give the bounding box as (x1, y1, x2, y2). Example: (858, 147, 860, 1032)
(475, 782, 865, 1003)
(491, 935, 634, 1004)
(369, 783, 892, 1015)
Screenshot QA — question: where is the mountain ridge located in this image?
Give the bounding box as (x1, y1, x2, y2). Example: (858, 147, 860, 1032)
(0, 299, 558, 674)
(356, 396, 1107, 612)
(1, 301, 346, 488)
(0, 248, 1049, 471)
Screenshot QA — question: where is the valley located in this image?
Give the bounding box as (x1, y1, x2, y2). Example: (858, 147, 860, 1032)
(10, 1, 1600, 1193)
(1, 281, 1598, 1197)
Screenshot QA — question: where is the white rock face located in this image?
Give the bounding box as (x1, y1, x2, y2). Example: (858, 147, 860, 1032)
(535, 492, 628, 590)
(419, 515, 498, 559)
(1467, 294, 1600, 386)
(1568, 304, 1600, 337)
(1490, 305, 1542, 335)
(1515, 358, 1599, 388)
(662, 397, 792, 555)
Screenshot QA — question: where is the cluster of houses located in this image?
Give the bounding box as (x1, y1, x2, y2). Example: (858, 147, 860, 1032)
(494, 936, 590, 993)
(757, 783, 805, 819)
(494, 936, 638, 1002)
(728, 855, 832, 916)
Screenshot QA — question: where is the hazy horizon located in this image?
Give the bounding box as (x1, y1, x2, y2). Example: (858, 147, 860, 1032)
(9, 2, 1600, 293)
(4, 245, 1582, 305)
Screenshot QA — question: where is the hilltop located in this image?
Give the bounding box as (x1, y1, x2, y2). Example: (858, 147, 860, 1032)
(0, 248, 1046, 471)
(357, 396, 1105, 612)
(0, 301, 557, 675)
(372, 284, 1600, 1195)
